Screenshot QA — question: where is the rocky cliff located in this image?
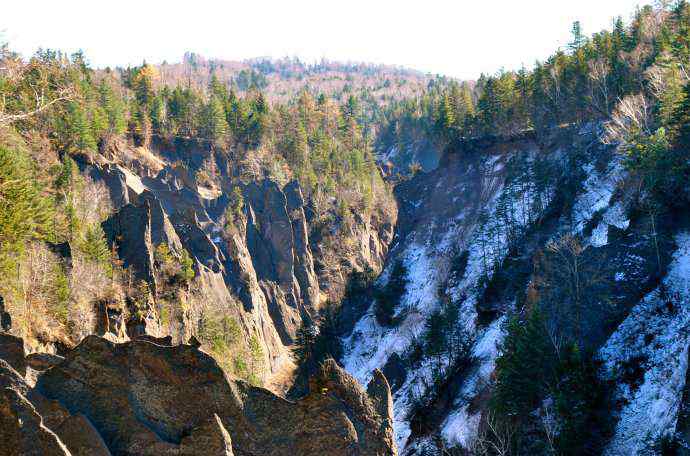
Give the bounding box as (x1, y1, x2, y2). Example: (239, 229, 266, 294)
(0, 332, 396, 456)
(77, 142, 395, 388)
(343, 125, 690, 454)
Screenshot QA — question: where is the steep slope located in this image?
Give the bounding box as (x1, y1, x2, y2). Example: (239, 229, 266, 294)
(82, 139, 395, 388)
(344, 130, 565, 451)
(342, 124, 690, 454)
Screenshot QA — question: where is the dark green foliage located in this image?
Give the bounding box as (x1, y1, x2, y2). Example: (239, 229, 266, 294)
(294, 323, 318, 365)
(491, 307, 610, 455)
(98, 79, 127, 138)
(234, 69, 268, 91)
(552, 346, 610, 455)
(0, 145, 54, 264)
(377, 3, 690, 164)
(653, 434, 680, 456)
(200, 96, 228, 145)
(449, 250, 469, 280)
(295, 309, 343, 367)
(345, 265, 377, 299)
(407, 311, 474, 435)
(65, 101, 97, 153)
(54, 154, 77, 194)
(422, 287, 467, 368)
(492, 309, 555, 418)
(374, 260, 408, 326)
(79, 224, 111, 264)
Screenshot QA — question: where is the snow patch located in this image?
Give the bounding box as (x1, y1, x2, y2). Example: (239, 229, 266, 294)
(342, 243, 439, 386)
(572, 159, 624, 234)
(441, 316, 506, 447)
(600, 232, 690, 455)
(590, 202, 630, 247)
(343, 147, 559, 452)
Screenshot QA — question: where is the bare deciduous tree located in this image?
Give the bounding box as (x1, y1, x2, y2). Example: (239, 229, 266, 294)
(587, 58, 612, 116)
(540, 398, 559, 455)
(604, 94, 654, 145)
(0, 55, 73, 126)
(474, 412, 516, 456)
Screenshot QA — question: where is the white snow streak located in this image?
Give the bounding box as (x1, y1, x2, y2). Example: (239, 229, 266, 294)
(601, 232, 690, 455)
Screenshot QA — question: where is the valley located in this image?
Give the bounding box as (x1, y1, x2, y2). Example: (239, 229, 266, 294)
(2, 2, 690, 455)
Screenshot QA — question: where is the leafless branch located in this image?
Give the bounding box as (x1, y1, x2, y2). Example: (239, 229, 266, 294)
(0, 86, 72, 125)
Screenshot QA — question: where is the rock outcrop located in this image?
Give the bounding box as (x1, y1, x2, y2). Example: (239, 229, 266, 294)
(93, 148, 395, 387)
(0, 332, 26, 377)
(0, 335, 395, 456)
(0, 360, 71, 456)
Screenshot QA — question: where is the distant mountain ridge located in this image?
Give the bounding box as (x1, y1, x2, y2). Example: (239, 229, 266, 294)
(132, 53, 446, 104)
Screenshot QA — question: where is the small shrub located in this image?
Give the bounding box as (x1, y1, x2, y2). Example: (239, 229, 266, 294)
(224, 186, 244, 232)
(198, 308, 263, 386)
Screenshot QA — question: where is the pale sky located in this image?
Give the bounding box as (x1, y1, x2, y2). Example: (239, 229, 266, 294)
(4, 0, 643, 79)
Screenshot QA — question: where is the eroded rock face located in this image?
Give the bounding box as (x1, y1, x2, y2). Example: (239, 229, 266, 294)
(102, 202, 156, 287)
(0, 360, 71, 456)
(91, 150, 395, 387)
(178, 414, 234, 456)
(242, 180, 320, 344)
(0, 332, 25, 377)
(34, 336, 396, 456)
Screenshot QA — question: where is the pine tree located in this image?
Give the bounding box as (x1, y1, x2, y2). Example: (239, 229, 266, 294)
(79, 223, 111, 265)
(98, 80, 127, 138)
(290, 121, 309, 169)
(150, 94, 168, 134)
(209, 74, 228, 102)
(492, 308, 555, 418)
(132, 63, 157, 107)
(67, 102, 97, 153)
(0, 145, 54, 267)
(569, 21, 586, 52)
(671, 82, 690, 150)
(201, 96, 228, 145)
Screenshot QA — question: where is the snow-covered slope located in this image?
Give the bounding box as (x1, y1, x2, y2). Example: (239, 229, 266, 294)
(600, 232, 690, 455)
(343, 133, 567, 452)
(342, 125, 690, 454)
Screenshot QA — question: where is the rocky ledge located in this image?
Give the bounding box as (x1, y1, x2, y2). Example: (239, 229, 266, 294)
(0, 333, 396, 456)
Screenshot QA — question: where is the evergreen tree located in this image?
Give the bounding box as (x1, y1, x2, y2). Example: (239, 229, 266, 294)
(0, 145, 54, 267)
(569, 21, 586, 52)
(374, 260, 408, 326)
(98, 80, 127, 138)
(201, 96, 228, 145)
(79, 223, 111, 265)
(66, 101, 97, 153)
(492, 308, 555, 418)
